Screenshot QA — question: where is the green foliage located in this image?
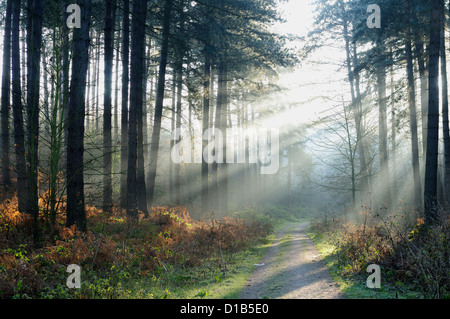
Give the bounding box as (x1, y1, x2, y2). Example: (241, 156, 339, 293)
(3, 244, 30, 262)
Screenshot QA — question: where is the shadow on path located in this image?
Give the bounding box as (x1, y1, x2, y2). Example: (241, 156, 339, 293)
(239, 222, 343, 299)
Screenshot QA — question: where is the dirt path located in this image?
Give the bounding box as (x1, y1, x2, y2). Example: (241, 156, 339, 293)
(239, 222, 343, 299)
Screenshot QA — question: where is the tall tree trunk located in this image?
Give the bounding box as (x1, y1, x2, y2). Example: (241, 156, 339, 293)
(61, 0, 70, 194)
(147, 0, 173, 208)
(26, 0, 43, 245)
(174, 0, 186, 206)
(219, 59, 228, 213)
(48, 22, 64, 226)
(390, 51, 398, 207)
(342, 18, 369, 202)
(142, 40, 150, 171)
(120, 0, 130, 210)
(137, 31, 148, 218)
(202, 51, 210, 213)
(209, 63, 215, 129)
(103, 0, 117, 214)
(211, 61, 223, 212)
(414, 33, 428, 157)
(21, 26, 26, 93)
(90, 33, 98, 130)
(66, 0, 91, 232)
(375, 38, 391, 209)
(42, 45, 49, 131)
(114, 22, 120, 144)
(1, 0, 12, 187)
(405, 0, 423, 211)
(424, 0, 441, 222)
(127, 0, 148, 220)
(138, 36, 150, 217)
(440, 1, 450, 206)
(243, 102, 249, 204)
(85, 47, 91, 131)
(169, 75, 175, 203)
(86, 30, 95, 131)
(137, 81, 148, 216)
(11, 0, 28, 213)
(174, 61, 183, 205)
(95, 33, 100, 132)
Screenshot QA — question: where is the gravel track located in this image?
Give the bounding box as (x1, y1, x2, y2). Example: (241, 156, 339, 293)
(239, 222, 343, 299)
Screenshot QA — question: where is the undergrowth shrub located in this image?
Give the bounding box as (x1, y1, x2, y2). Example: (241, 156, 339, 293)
(310, 209, 450, 299)
(0, 196, 274, 299)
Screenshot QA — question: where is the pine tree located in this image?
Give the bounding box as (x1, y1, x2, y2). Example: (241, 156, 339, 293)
(67, 0, 91, 231)
(0, 0, 12, 187)
(127, 0, 148, 220)
(424, 0, 442, 222)
(103, 0, 117, 214)
(120, 0, 130, 210)
(11, 0, 28, 213)
(147, 0, 173, 208)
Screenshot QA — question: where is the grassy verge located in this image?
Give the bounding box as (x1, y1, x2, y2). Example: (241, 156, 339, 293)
(69, 241, 273, 299)
(309, 230, 419, 299)
(307, 212, 449, 299)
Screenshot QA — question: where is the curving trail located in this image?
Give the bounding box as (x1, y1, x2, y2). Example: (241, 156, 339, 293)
(239, 222, 343, 299)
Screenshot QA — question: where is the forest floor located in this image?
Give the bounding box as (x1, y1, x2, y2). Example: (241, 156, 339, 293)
(239, 222, 343, 299)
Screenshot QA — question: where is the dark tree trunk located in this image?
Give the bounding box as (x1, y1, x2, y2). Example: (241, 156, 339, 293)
(11, 0, 28, 213)
(405, 0, 423, 211)
(147, 0, 173, 208)
(342, 15, 369, 202)
(95, 33, 100, 132)
(85, 46, 91, 131)
(137, 87, 148, 216)
(390, 51, 398, 207)
(127, 0, 148, 220)
(219, 59, 228, 213)
(169, 76, 175, 203)
(174, 62, 182, 205)
(440, 1, 450, 206)
(103, 0, 117, 214)
(136, 22, 149, 218)
(87, 33, 96, 130)
(142, 40, 151, 171)
(61, 0, 71, 191)
(1, 0, 12, 187)
(173, 0, 186, 206)
(21, 27, 26, 94)
(120, 0, 130, 210)
(26, 0, 43, 245)
(136, 33, 148, 217)
(351, 39, 370, 199)
(375, 38, 391, 209)
(42, 45, 49, 132)
(424, 0, 441, 222)
(202, 52, 211, 213)
(211, 61, 222, 212)
(114, 24, 120, 144)
(66, 0, 91, 232)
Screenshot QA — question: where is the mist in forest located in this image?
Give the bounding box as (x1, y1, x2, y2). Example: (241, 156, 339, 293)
(0, 0, 448, 229)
